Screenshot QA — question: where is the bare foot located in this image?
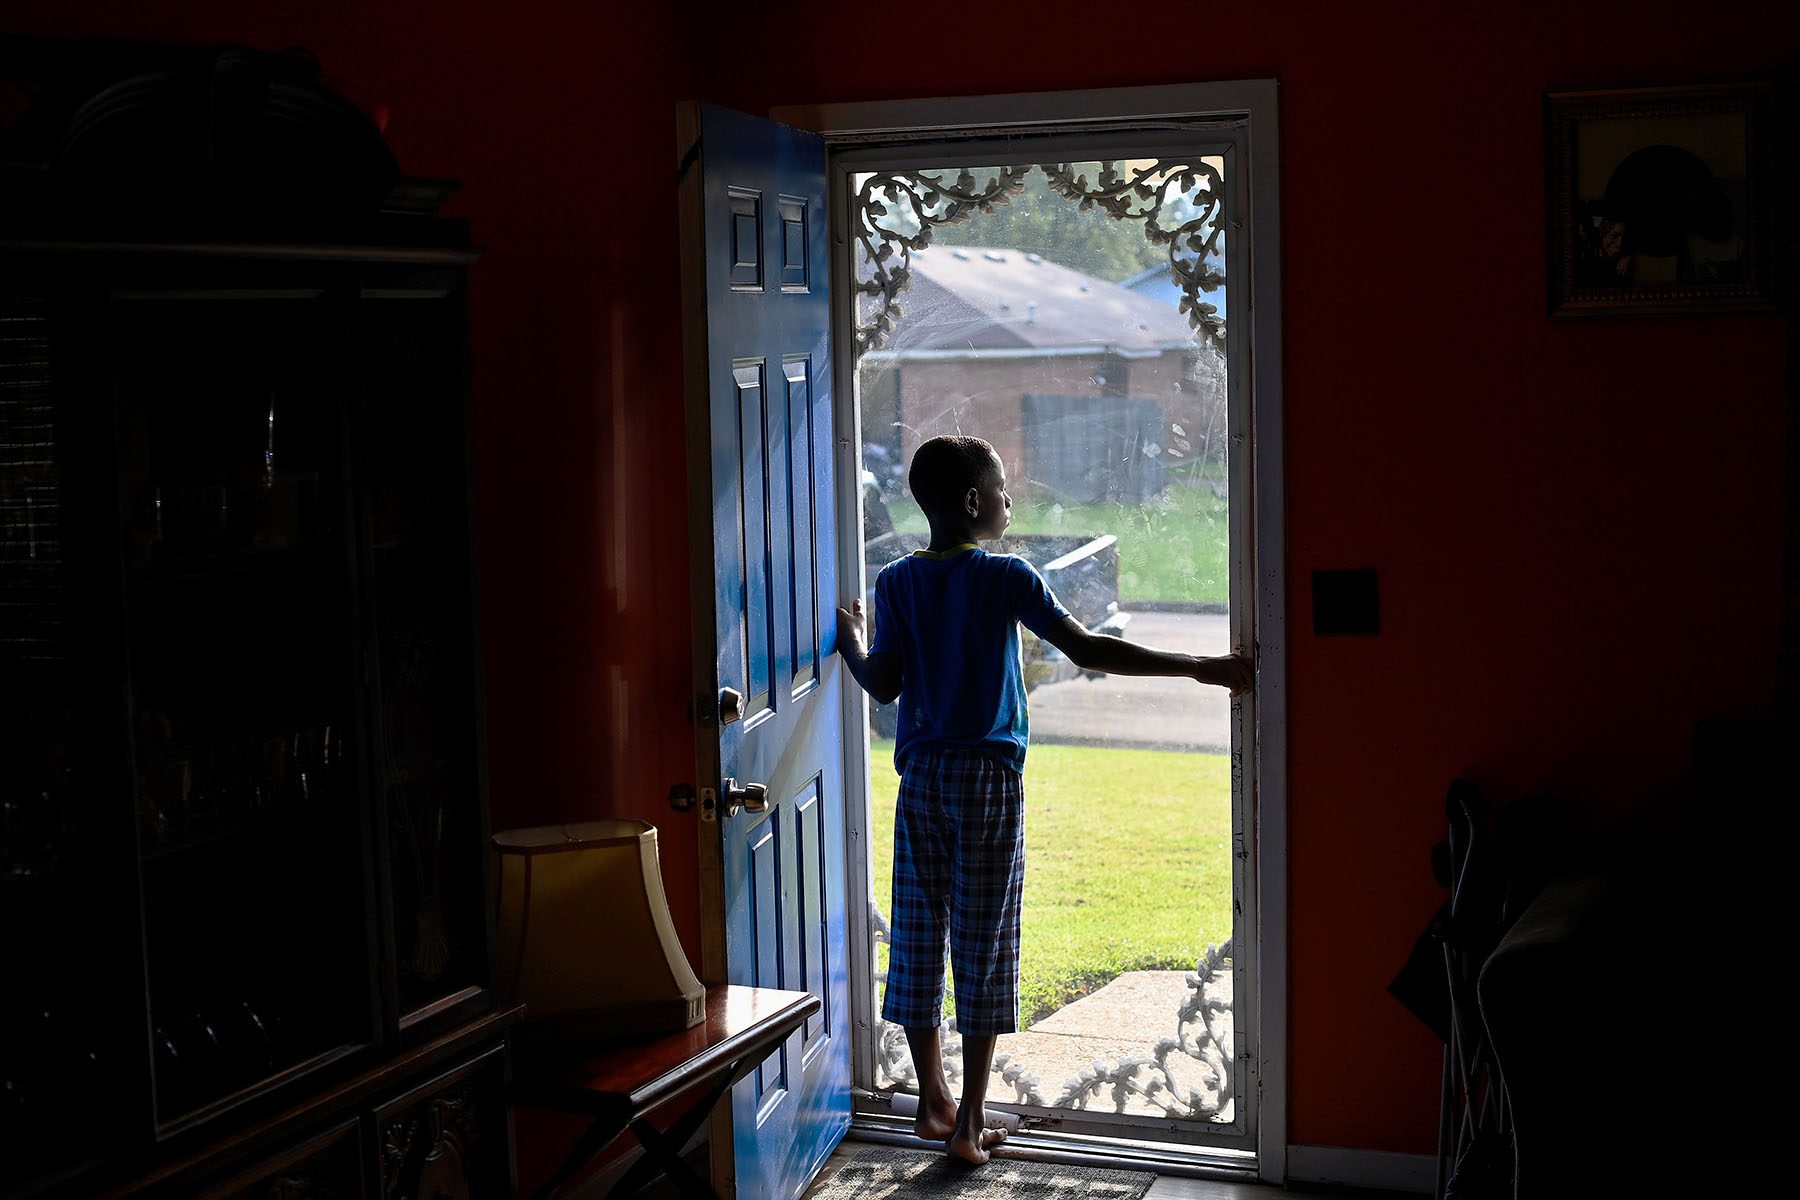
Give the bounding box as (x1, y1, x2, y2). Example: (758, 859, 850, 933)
(914, 1095, 957, 1141)
(946, 1123, 1008, 1166)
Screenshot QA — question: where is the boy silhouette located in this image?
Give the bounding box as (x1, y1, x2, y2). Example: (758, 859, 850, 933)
(836, 435, 1251, 1164)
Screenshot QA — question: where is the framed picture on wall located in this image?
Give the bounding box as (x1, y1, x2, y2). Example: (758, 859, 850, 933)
(1547, 82, 1775, 317)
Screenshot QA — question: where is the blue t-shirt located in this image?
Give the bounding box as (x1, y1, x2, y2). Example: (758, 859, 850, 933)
(869, 546, 1070, 774)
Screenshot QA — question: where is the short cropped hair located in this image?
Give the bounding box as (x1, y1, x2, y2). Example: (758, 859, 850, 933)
(908, 435, 998, 518)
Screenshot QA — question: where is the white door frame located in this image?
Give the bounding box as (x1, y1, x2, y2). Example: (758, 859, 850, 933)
(777, 80, 1286, 1184)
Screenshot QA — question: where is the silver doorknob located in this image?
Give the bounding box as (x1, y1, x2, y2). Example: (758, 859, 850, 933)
(718, 687, 745, 725)
(722, 777, 768, 817)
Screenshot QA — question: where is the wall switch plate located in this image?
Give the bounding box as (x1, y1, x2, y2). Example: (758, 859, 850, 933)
(1312, 569, 1379, 635)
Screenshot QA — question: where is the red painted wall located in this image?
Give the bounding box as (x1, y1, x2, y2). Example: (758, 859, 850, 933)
(8, 0, 1793, 1164)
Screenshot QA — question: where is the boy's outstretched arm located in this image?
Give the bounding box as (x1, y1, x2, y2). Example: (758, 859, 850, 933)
(836, 598, 902, 704)
(1039, 615, 1254, 694)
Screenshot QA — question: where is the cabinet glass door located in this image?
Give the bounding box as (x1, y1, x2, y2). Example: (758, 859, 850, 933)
(1, 293, 145, 1182)
(360, 283, 487, 1024)
(110, 291, 374, 1128)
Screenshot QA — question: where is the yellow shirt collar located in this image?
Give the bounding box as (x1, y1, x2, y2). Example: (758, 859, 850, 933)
(909, 543, 980, 560)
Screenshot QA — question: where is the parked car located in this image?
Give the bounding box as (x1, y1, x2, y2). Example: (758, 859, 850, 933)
(998, 532, 1131, 688)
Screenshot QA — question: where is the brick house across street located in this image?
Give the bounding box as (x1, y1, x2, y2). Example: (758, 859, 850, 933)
(858, 244, 1228, 504)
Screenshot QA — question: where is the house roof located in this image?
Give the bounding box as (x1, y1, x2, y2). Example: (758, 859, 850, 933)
(1117, 262, 1229, 323)
(879, 245, 1200, 354)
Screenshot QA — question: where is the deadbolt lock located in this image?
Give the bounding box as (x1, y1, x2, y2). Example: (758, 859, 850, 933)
(718, 686, 744, 726)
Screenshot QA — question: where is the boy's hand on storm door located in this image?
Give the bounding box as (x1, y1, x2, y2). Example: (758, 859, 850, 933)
(836, 598, 868, 651)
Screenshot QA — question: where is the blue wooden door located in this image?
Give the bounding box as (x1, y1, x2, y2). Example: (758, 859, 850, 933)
(678, 103, 850, 1200)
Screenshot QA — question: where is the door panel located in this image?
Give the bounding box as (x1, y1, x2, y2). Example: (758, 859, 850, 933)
(680, 102, 849, 1200)
(733, 360, 775, 722)
(784, 361, 820, 694)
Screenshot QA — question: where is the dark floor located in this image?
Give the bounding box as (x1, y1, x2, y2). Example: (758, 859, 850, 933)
(598, 1136, 1421, 1199)
(804, 1141, 1423, 1199)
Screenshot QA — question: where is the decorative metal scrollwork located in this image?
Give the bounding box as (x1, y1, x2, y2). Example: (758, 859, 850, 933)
(852, 165, 1031, 357)
(1040, 160, 1227, 347)
(852, 160, 1227, 357)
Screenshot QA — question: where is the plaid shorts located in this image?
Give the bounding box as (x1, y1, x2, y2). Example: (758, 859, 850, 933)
(883, 746, 1026, 1037)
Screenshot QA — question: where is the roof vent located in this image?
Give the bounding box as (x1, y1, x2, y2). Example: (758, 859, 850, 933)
(999, 299, 1011, 310)
(1025, 253, 1042, 264)
(1079, 283, 1091, 293)
(952, 249, 970, 260)
(983, 251, 1007, 262)
(1027, 301, 1037, 327)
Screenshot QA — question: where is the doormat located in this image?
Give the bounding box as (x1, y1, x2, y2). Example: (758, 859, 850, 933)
(810, 1146, 1155, 1200)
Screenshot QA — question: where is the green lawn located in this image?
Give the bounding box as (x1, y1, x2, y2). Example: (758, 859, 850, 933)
(867, 739, 1233, 1028)
(887, 473, 1229, 605)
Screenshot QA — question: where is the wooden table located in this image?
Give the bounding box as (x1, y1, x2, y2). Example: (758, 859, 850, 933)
(516, 985, 821, 1200)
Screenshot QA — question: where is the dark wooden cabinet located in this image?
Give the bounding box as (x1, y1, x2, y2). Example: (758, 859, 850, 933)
(373, 1047, 511, 1200)
(198, 1119, 365, 1200)
(0, 38, 512, 1199)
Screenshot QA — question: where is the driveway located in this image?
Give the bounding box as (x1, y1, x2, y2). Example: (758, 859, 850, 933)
(1029, 610, 1233, 753)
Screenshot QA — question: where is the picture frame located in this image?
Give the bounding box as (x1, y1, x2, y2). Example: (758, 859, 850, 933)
(1547, 82, 1775, 317)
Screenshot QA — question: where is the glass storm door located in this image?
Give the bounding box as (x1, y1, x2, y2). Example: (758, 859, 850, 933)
(829, 112, 1270, 1168)
(679, 103, 851, 1200)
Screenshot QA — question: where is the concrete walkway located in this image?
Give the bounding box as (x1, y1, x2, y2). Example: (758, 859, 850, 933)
(879, 969, 1234, 1122)
(1029, 611, 1233, 753)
